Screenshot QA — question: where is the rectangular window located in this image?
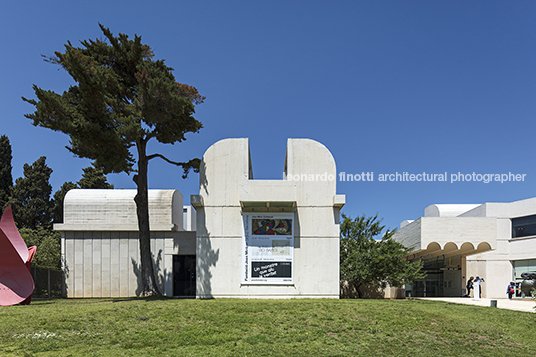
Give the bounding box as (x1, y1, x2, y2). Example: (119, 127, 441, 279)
(512, 259, 536, 298)
(513, 259, 536, 280)
(511, 214, 536, 238)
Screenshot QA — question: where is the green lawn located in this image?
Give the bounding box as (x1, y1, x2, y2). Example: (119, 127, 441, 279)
(0, 298, 534, 356)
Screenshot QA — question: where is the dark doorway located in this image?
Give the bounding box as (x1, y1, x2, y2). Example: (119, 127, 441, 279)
(173, 255, 196, 297)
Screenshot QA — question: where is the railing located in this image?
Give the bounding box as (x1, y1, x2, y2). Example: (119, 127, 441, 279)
(30, 266, 63, 299)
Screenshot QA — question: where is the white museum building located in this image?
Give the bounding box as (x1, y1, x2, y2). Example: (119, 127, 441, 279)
(393, 197, 536, 299)
(55, 138, 345, 299)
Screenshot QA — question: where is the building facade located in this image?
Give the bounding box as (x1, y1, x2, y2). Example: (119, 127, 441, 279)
(393, 197, 536, 299)
(55, 189, 197, 297)
(192, 138, 344, 298)
(56, 138, 345, 298)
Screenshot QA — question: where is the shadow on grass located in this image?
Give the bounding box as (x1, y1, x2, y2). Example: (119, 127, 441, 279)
(111, 296, 171, 303)
(23, 299, 61, 306)
(20, 295, 178, 308)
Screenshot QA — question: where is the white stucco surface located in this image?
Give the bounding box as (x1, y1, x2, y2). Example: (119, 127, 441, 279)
(424, 204, 480, 218)
(394, 197, 536, 299)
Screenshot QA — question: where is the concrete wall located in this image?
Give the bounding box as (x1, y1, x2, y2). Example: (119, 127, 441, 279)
(425, 204, 480, 218)
(458, 197, 536, 219)
(61, 230, 195, 297)
(194, 138, 343, 298)
(393, 219, 422, 251)
(341, 282, 405, 299)
(393, 217, 497, 254)
(57, 189, 196, 298)
(183, 206, 196, 231)
(420, 217, 497, 251)
(57, 189, 183, 231)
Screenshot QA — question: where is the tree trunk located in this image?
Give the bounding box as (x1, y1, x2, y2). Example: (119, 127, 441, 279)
(355, 283, 363, 298)
(134, 137, 161, 296)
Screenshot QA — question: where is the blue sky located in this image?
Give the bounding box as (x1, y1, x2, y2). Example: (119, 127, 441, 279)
(1, 1, 535, 230)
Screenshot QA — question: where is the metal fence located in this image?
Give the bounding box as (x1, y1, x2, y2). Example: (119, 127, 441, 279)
(30, 266, 63, 299)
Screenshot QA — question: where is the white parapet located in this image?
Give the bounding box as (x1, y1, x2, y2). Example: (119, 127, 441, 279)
(55, 189, 184, 231)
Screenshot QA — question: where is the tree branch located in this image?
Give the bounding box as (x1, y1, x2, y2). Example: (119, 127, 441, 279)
(147, 153, 182, 165)
(147, 153, 200, 178)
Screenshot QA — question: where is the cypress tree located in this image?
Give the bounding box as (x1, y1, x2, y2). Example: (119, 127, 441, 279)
(0, 135, 13, 211)
(52, 181, 78, 224)
(77, 163, 114, 189)
(10, 156, 53, 229)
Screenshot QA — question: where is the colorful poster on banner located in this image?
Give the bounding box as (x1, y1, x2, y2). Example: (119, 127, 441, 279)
(252, 218, 292, 235)
(242, 213, 294, 283)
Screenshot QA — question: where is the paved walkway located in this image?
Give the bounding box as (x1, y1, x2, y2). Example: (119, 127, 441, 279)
(416, 297, 535, 313)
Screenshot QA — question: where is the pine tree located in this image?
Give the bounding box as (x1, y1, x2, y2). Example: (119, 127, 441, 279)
(0, 135, 13, 211)
(10, 156, 53, 229)
(23, 25, 204, 295)
(77, 163, 114, 189)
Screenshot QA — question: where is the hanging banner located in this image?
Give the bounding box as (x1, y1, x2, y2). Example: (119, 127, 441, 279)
(242, 213, 294, 283)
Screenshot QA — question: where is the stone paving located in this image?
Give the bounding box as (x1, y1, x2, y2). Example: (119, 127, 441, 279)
(416, 297, 535, 313)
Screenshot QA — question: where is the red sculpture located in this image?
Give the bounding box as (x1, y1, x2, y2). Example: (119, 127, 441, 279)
(0, 206, 36, 306)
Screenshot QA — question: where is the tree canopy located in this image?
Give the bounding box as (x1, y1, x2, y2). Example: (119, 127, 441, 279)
(23, 24, 203, 176)
(23, 24, 204, 295)
(77, 163, 114, 189)
(20, 226, 61, 269)
(340, 213, 425, 298)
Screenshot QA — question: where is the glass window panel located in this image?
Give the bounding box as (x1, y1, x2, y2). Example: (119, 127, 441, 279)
(512, 214, 536, 237)
(513, 259, 536, 280)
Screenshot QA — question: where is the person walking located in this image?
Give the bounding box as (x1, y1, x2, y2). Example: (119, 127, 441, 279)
(466, 277, 474, 297)
(506, 281, 516, 300)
